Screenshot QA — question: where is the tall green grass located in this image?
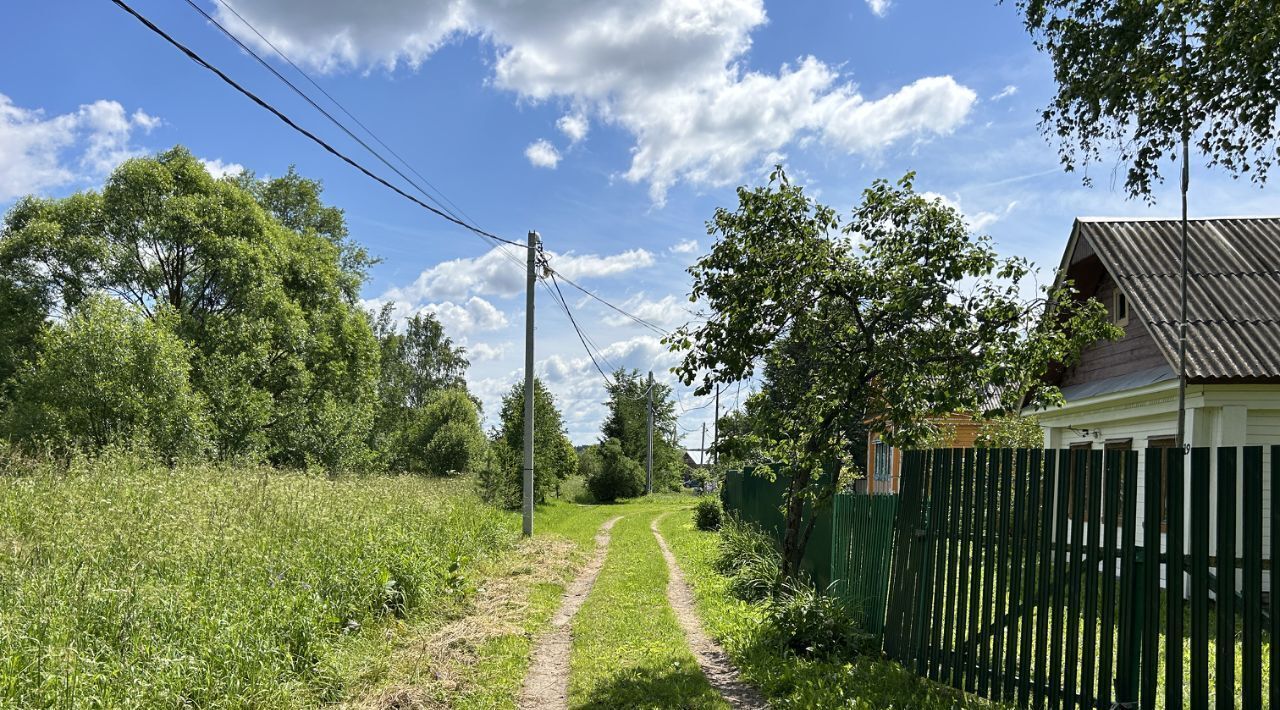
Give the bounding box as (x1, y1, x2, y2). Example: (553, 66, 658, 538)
(0, 452, 518, 707)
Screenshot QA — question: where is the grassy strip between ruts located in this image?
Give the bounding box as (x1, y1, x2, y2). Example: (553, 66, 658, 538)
(568, 505, 728, 709)
(659, 509, 1005, 709)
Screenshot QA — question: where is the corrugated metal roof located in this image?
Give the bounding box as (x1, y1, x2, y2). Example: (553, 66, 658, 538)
(1075, 217, 1280, 381)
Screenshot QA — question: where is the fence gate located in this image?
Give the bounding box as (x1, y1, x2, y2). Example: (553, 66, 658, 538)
(883, 445, 1279, 709)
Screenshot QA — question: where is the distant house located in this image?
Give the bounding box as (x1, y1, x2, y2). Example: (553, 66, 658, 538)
(862, 414, 983, 494)
(1026, 216, 1280, 553)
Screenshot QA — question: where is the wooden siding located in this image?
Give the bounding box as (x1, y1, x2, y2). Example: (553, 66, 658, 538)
(865, 414, 982, 493)
(1060, 274, 1169, 388)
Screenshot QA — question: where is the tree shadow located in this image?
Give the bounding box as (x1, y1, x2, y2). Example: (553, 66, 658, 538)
(575, 665, 726, 709)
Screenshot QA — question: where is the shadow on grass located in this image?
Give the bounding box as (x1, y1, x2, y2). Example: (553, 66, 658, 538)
(575, 665, 725, 710)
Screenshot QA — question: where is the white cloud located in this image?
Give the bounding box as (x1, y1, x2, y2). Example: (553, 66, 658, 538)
(921, 191, 1018, 232)
(814, 76, 977, 154)
(991, 85, 1018, 101)
(469, 341, 507, 362)
(380, 243, 652, 306)
(200, 158, 247, 179)
(0, 94, 158, 202)
(551, 248, 654, 280)
(670, 239, 698, 254)
(866, 0, 891, 17)
(215, 1, 976, 204)
(524, 139, 561, 169)
(556, 112, 589, 144)
(425, 296, 509, 334)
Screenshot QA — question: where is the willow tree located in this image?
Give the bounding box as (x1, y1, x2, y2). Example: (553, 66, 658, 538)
(1013, 0, 1280, 445)
(670, 168, 1118, 577)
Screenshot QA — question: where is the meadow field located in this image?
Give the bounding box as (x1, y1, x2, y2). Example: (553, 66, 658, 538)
(0, 452, 519, 708)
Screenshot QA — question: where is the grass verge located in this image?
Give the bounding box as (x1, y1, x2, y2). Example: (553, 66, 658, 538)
(659, 509, 1002, 709)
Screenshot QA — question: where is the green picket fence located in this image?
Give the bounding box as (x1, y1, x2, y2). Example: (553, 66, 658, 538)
(884, 446, 1279, 709)
(831, 492, 899, 634)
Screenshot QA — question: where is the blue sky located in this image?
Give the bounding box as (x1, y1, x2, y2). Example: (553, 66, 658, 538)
(1, 0, 1274, 446)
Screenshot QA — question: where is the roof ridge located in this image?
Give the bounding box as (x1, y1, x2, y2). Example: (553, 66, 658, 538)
(1077, 215, 1280, 223)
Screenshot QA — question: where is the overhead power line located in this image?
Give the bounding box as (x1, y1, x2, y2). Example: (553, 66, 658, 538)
(207, 0, 483, 231)
(110, 0, 524, 249)
(542, 264, 670, 336)
(117, 0, 682, 356)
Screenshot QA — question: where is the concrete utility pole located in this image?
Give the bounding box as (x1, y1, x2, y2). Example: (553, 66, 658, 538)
(700, 422, 707, 466)
(522, 231, 538, 537)
(713, 384, 720, 465)
(646, 371, 654, 494)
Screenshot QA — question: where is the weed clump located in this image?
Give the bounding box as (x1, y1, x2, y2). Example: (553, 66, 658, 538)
(714, 517, 873, 660)
(694, 497, 722, 531)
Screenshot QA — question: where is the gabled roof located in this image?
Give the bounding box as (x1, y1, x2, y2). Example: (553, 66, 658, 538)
(1057, 217, 1280, 382)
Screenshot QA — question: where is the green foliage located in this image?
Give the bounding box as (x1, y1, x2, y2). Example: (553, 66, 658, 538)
(478, 378, 577, 508)
(2, 297, 209, 460)
(1015, 1, 1280, 197)
(975, 413, 1045, 449)
(600, 369, 682, 488)
(716, 517, 783, 603)
(694, 497, 723, 531)
(586, 437, 645, 502)
(370, 305, 471, 470)
(764, 578, 878, 659)
(0, 147, 381, 470)
(670, 167, 1118, 575)
(397, 388, 486, 474)
(0, 455, 516, 707)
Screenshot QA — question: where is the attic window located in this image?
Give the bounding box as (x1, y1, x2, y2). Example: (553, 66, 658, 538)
(1113, 290, 1129, 325)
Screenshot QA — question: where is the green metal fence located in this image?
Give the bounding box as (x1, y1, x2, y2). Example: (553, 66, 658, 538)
(883, 445, 1278, 709)
(831, 493, 899, 634)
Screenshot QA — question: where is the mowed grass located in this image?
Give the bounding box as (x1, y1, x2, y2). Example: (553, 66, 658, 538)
(659, 509, 1001, 709)
(0, 453, 518, 708)
(568, 508, 728, 709)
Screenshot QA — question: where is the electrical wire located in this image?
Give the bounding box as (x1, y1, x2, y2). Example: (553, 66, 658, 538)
(110, 0, 524, 249)
(208, 0, 483, 231)
(119, 0, 682, 359)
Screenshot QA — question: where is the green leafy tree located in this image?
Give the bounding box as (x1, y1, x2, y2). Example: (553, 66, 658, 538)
(975, 414, 1046, 449)
(600, 369, 682, 489)
(479, 378, 577, 508)
(0, 146, 380, 470)
(669, 168, 1118, 577)
(370, 305, 471, 467)
(2, 296, 209, 460)
(399, 388, 485, 474)
(587, 437, 645, 502)
(1014, 1, 1280, 197)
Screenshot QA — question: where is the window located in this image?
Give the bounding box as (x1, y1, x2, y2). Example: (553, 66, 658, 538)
(1148, 436, 1176, 531)
(874, 440, 892, 486)
(1113, 290, 1129, 325)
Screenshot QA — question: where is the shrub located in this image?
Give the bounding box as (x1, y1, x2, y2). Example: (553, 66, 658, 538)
(716, 517, 782, 603)
(586, 437, 645, 502)
(765, 578, 878, 659)
(694, 498, 722, 531)
(400, 389, 485, 474)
